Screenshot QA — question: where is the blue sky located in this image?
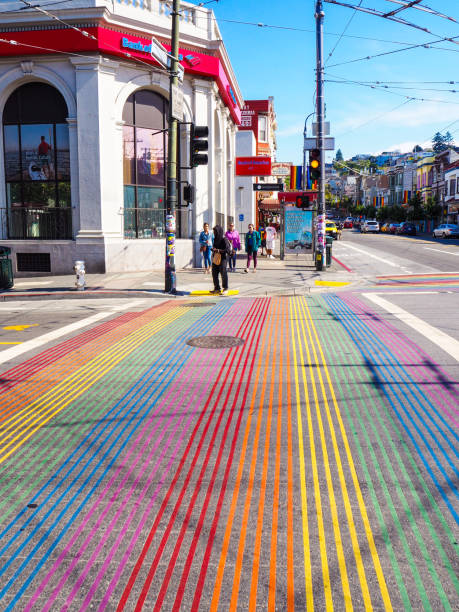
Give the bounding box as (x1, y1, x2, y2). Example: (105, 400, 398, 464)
(206, 0, 459, 163)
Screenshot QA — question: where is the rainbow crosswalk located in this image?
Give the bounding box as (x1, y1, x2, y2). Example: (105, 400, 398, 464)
(0, 296, 457, 610)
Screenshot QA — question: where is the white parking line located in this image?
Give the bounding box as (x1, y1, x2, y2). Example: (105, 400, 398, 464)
(424, 247, 459, 257)
(337, 243, 404, 268)
(0, 300, 145, 365)
(363, 292, 459, 362)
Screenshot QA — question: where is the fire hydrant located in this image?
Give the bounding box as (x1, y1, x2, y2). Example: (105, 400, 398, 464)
(74, 260, 86, 291)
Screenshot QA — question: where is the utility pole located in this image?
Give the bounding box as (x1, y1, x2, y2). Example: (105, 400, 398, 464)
(164, 0, 180, 294)
(302, 111, 315, 191)
(314, 0, 326, 271)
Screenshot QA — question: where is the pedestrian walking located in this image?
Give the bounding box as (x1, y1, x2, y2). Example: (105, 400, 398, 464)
(265, 223, 277, 259)
(225, 222, 241, 272)
(259, 224, 266, 256)
(244, 223, 261, 273)
(210, 225, 232, 295)
(199, 222, 213, 273)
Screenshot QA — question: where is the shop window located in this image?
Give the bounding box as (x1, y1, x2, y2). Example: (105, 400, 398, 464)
(122, 90, 169, 239)
(2, 83, 71, 240)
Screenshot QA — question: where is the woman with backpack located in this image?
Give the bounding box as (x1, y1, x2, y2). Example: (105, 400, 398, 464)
(210, 225, 232, 295)
(244, 223, 261, 273)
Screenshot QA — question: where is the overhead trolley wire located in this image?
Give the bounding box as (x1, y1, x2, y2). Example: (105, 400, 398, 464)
(383, 0, 458, 23)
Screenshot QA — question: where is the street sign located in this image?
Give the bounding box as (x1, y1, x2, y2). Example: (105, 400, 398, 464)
(312, 121, 330, 136)
(238, 214, 244, 221)
(304, 137, 335, 151)
(253, 183, 284, 191)
(171, 84, 184, 120)
(150, 37, 168, 68)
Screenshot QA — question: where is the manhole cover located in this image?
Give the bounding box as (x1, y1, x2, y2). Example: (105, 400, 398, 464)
(180, 303, 216, 308)
(186, 335, 245, 349)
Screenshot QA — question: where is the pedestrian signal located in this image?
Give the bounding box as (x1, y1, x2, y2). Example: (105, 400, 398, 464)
(295, 194, 311, 209)
(309, 148, 320, 181)
(190, 124, 209, 167)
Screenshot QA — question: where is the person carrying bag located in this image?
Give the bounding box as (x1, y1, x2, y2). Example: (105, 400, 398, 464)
(210, 225, 232, 295)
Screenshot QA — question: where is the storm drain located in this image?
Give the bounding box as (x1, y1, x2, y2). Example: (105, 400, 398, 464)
(186, 335, 244, 349)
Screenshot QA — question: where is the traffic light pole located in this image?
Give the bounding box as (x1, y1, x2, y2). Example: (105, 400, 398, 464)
(164, 0, 180, 294)
(315, 0, 326, 271)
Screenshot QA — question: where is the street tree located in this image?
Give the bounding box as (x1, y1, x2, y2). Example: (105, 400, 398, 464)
(335, 148, 343, 162)
(423, 195, 442, 223)
(407, 192, 423, 222)
(432, 132, 446, 153)
(444, 131, 455, 148)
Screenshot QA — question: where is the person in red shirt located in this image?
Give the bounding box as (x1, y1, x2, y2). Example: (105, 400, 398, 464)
(38, 136, 51, 156)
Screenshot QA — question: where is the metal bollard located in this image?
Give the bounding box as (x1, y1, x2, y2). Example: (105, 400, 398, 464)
(74, 260, 86, 291)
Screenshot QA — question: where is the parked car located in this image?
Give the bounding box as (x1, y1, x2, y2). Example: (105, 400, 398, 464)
(388, 223, 400, 234)
(325, 221, 339, 240)
(380, 222, 390, 233)
(432, 223, 459, 239)
(343, 217, 353, 228)
(397, 222, 417, 236)
(361, 220, 379, 233)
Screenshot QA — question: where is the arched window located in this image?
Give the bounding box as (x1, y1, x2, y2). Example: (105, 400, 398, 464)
(2, 82, 71, 239)
(122, 90, 168, 239)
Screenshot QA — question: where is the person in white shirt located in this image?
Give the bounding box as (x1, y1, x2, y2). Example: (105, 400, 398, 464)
(265, 223, 277, 259)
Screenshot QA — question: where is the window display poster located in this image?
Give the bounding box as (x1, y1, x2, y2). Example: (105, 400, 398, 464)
(284, 207, 313, 252)
(21, 124, 55, 181)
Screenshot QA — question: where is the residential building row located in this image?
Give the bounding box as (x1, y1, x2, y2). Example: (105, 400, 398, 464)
(332, 147, 459, 224)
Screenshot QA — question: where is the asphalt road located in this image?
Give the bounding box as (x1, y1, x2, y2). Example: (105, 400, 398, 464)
(0, 235, 458, 611)
(335, 229, 459, 276)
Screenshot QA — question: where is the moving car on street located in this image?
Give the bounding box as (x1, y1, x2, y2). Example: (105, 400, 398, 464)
(325, 221, 339, 240)
(361, 220, 380, 233)
(432, 224, 459, 239)
(343, 217, 353, 228)
(397, 222, 417, 236)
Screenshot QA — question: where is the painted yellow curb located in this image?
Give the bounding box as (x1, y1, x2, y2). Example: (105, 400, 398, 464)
(315, 281, 350, 287)
(189, 289, 239, 296)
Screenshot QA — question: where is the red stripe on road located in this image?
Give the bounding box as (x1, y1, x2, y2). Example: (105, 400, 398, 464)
(332, 256, 353, 272)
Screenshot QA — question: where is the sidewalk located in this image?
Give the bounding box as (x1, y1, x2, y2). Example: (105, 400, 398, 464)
(0, 253, 358, 300)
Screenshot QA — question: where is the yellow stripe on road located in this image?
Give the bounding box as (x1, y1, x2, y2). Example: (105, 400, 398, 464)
(315, 281, 350, 287)
(189, 289, 239, 296)
(302, 296, 393, 611)
(290, 298, 327, 611)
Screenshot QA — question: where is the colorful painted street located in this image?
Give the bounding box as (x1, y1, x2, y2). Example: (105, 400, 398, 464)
(0, 292, 457, 611)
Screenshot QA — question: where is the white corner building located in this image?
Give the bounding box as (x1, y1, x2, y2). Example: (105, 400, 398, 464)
(0, 0, 243, 274)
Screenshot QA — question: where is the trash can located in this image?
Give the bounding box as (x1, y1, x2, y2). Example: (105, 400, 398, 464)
(326, 235, 333, 267)
(0, 246, 14, 290)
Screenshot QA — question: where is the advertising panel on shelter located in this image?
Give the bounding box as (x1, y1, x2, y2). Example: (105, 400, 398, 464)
(284, 206, 313, 253)
(235, 156, 272, 176)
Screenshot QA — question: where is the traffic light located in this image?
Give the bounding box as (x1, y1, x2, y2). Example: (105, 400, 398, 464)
(295, 194, 311, 209)
(190, 124, 209, 167)
(309, 148, 321, 181)
(183, 183, 195, 205)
